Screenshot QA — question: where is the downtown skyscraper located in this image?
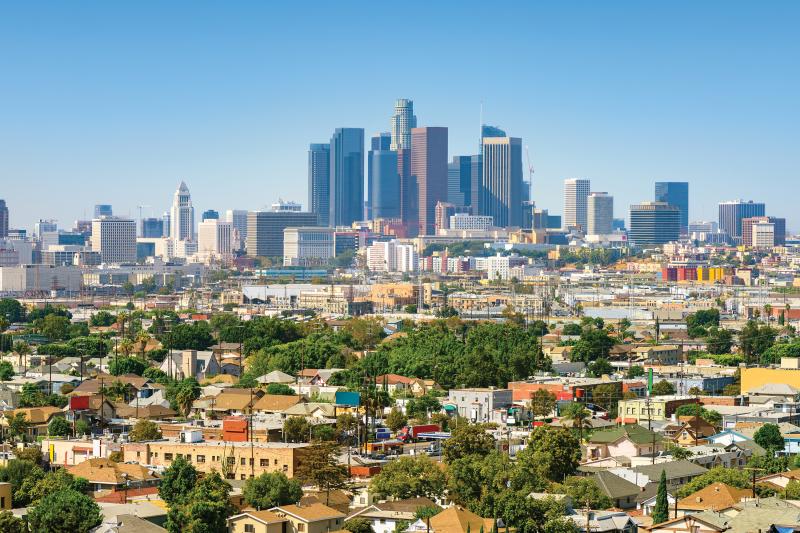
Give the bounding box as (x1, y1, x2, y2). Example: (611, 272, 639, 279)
(654, 181, 689, 234)
(390, 99, 417, 151)
(308, 143, 330, 226)
(480, 136, 523, 228)
(563, 178, 590, 231)
(170, 181, 195, 241)
(329, 128, 364, 227)
(411, 127, 448, 235)
(0, 199, 8, 238)
(718, 200, 766, 241)
(369, 133, 400, 220)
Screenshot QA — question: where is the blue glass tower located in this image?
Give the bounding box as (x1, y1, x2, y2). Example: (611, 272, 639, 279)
(329, 128, 364, 227)
(654, 182, 689, 234)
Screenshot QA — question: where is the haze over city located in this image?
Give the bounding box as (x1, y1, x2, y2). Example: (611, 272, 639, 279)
(2, 2, 798, 231)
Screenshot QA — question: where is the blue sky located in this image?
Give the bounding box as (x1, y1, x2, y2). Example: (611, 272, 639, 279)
(1, 1, 798, 231)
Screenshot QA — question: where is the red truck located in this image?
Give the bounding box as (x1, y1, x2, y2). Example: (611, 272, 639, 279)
(397, 424, 440, 442)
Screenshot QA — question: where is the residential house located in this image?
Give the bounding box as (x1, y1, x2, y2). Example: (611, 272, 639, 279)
(617, 396, 698, 423)
(565, 510, 640, 533)
(115, 404, 178, 420)
(252, 394, 304, 415)
(676, 483, 750, 515)
(671, 417, 718, 447)
(282, 402, 337, 420)
(41, 437, 114, 466)
(159, 350, 222, 381)
(759, 468, 800, 491)
(347, 498, 439, 533)
(1, 406, 65, 439)
(257, 370, 296, 385)
(645, 514, 727, 532)
(270, 503, 346, 533)
(297, 369, 344, 386)
(193, 389, 262, 418)
(374, 374, 429, 397)
(227, 510, 288, 533)
(584, 424, 663, 464)
(66, 457, 159, 492)
(611, 460, 708, 493)
(427, 505, 495, 533)
(593, 470, 642, 510)
(633, 345, 682, 365)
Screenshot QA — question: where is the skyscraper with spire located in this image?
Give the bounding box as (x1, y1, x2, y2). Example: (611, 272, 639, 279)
(170, 181, 195, 242)
(390, 99, 417, 151)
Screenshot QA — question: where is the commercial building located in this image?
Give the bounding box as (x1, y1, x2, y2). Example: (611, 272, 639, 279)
(616, 395, 698, 423)
(587, 192, 614, 235)
(197, 219, 234, 262)
(411, 126, 448, 236)
(445, 388, 513, 423)
(308, 143, 331, 227)
(448, 154, 481, 209)
(718, 200, 765, 241)
(123, 440, 310, 480)
(741, 216, 786, 247)
(201, 209, 219, 220)
(91, 217, 136, 263)
(450, 213, 493, 231)
(365, 240, 417, 273)
(389, 98, 417, 151)
(170, 181, 195, 242)
(0, 199, 8, 238)
(480, 136, 523, 228)
(654, 182, 689, 234)
(93, 204, 113, 218)
(140, 217, 164, 238)
(563, 178, 590, 231)
(246, 210, 319, 258)
(369, 134, 400, 220)
(329, 128, 364, 227)
(0, 264, 82, 292)
(628, 202, 681, 246)
(283, 227, 335, 266)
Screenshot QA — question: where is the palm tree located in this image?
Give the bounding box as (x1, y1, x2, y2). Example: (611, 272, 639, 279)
(118, 338, 134, 357)
(116, 311, 129, 338)
(13, 341, 31, 375)
(136, 331, 150, 359)
(562, 402, 591, 444)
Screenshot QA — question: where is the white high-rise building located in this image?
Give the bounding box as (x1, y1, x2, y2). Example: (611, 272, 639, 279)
(170, 182, 195, 242)
(365, 240, 417, 273)
(283, 227, 335, 266)
(587, 192, 613, 235)
(563, 179, 590, 231)
(390, 99, 417, 151)
(91, 217, 136, 263)
(197, 219, 234, 262)
(751, 222, 775, 249)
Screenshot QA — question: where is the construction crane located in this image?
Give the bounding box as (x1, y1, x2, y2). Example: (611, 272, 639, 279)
(137, 205, 151, 220)
(525, 145, 535, 183)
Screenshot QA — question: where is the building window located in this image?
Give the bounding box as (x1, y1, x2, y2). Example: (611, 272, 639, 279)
(164, 453, 173, 461)
(196, 455, 205, 463)
(240, 474, 246, 480)
(241, 458, 246, 465)
(260, 459, 268, 467)
(227, 457, 235, 465)
(298, 524, 305, 532)
(245, 525, 255, 533)
(226, 472, 235, 480)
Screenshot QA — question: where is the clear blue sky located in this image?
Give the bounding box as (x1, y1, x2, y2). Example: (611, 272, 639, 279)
(1, 2, 798, 231)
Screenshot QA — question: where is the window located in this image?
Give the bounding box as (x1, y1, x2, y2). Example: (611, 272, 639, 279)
(249, 458, 254, 466)
(283, 465, 288, 472)
(274, 459, 278, 465)
(298, 524, 305, 532)
(240, 474, 247, 480)
(245, 525, 255, 533)
(196, 455, 205, 463)
(241, 458, 246, 465)
(164, 453, 173, 461)
(226, 472, 235, 480)
(227, 457, 236, 465)
(260, 459, 268, 467)
(185, 455, 191, 462)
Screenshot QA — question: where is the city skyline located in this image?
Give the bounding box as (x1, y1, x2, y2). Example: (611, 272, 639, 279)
(1, 3, 798, 231)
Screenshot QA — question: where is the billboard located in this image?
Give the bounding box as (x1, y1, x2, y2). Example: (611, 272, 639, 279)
(335, 391, 361, 407)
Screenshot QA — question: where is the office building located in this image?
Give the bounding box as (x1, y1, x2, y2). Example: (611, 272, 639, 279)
(170, 181, 195, 242)
(750, 221, 775, 249)
(450, 213, 493, 231)
(718, 200, 765, 241)
(411, 127, 448, 235)
(481, 136, 523, 228)
(434, 201, 461, 232)
(365, 240, 417, 273)
(246, 210, 318, 258)
(369, 134, 400, 219)
(742, 216, 786, 247)
(390, 99, 417, 151)
(271, 200, 302, 213)
(563, 179, 590, 231)
(481, 124, 507, 140)
(201, 209, 219, 221)
(34, 220, 58, 238)
(587, 192, 613, 235)
(140, 217, 164, 238)
(0, 264, 82, 293)
(628, 202, 681, 246)
(329, 128, 364, 227)
(225, 210, 249, 239)
(91, 217, 137, 263)
(654, 182, 689, 234)
(198, 219, 234, 261)
(94, 204, 113, 218)
(308, 143, 331, 226)
(0, 200, 8, 238)
(162, 212, 171, 238)
(448, 155, 481, 209)
(283, 227, 335, 266)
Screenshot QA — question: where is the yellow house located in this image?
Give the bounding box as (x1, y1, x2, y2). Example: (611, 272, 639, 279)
(0, 482, 11, 510)
(228, 510, 288, 533)
(270, 503, 346, 533)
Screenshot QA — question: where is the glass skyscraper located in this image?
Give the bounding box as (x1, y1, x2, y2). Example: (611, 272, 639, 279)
(329, 128, 364, 227)
(481, 136, 523, 228)
(369, 133, 400, 220)
(654, 182, 689, 234)
(629, 201, 681, 245)
(390, 99, 417, 151)
(308, 143, 330, 226)
(718, 200, 766, 240)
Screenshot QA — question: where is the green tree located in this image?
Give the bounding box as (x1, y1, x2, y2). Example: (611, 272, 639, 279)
(166, 471, 235, 533)
(19, 468, 89, 506)
(516, 427, 580, 484)
(386, 407, 408, 432)
(89, 311, 116, 327)
(0, 361, 13, 381)
(266, 383, 296, 395)
(652, 470, 669, 524)
(446, 451, 517, 514)
(38, 314, 71, 341)
(529, 389, 557, 419)
(0, 459, 45, 506)
(626, 365, 645, 379)
(570, 329, 615, 363)
(739, 320, 778, 363)
(343, 518, 375, 533)
(284, 416, 311, 443)
(705, 327, 733, 354)
(651, 380, 676, 396)
(75, 419, 91, 437)
(7, 412, 29, 442)
(754, 423, 785, 452)
(108, 356, 148, 376)
(370, 455, 446, 499)
(562, 323, 582, 336)
(295, 442, 349, 505)
(784, 479, 800, 499)
(560, 403, 590, 442)
(130, 419, 162, 442)
(0, 511, 24, 533)
(48, 417, 71, 437)
(26, 489, 102, 533)
(558, 476, 612, 509)
(588, 357, 613, 377)
(406, 392, 442, 420)
(166, 378, 201, 416)
(243, 471, 302, 510)
(0, 298, 25, 322)
(159, 456, 198, 506)
(442, 423, 495, 463)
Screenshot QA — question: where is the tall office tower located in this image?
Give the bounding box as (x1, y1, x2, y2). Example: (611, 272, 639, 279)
(654, 182, 689, 234)
(329, 128, 364, 227)
(481, 125, 506, 140)
(91, 217, 136, 263)
(481, 136, 523, 228)
(308, 143, 331, 226)
(0, 199, 8, 238)
(390, 99, 417, 150)
(224, 210, 249, 239)
(447, 156, 475, 208)
(742, 216, 786, 247)
(368, 133, 398, 220)
(411, 127, 448, 236)
(94, 204, 113, 218)
(201, 209, 219, 221)
(170, 181, 195, 241)
(34, 220, 58, 238)
(245, 210, 319, 258)
(718, 200, 766, 241)
(141, 217, 164, 238)
(587, 192, 614, 235)
(628, 201, 681, 245)
(398, 148, 416, 229)
(563, 179, 591, 230)
(162, 212, 171, 238)
(198, 219, 234, 260)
